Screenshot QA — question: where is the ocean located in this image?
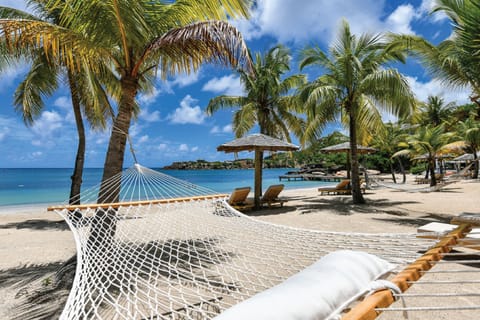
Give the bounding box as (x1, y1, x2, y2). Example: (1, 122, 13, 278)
(0, 167, 328, 207)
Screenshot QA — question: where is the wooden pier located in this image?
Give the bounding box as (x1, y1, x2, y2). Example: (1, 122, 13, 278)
(279, 174, 343, 182)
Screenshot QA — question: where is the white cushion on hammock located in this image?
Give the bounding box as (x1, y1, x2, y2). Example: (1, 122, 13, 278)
(213, 250, 394, 320)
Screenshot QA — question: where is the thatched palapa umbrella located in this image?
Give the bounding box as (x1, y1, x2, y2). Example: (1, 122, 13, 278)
(218, 133, 299, 209)
(320, 142, 376, 154)
(320, 142, 376, 179)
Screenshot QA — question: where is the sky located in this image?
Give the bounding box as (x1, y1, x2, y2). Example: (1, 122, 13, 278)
(0, 0, 472, 168)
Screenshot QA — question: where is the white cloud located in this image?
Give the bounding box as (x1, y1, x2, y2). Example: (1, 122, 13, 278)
(168, 95, 205, 124)
(179, 143, 189, 151)
(31, 151, 43, 158)
(385, 4, 417, 35)
(0, 128, 8, 142)
(171, 71, 200, 88)
(202, 75, 244, 96)
(210, 124, 233, 134)
(191, 146, 199, 152)
(54, 96, 71, 110)
(31, 111, 63, 137)
(53, 96, 76, 124)
(157, 143, 167, 151)
(232, 0, 447, 45)
(138, 107, 161, 122)
(30, 111, 64, 147)
(137, 135, 149, 144)
(419, 0, 447, 22)
(406, 76, 471, 104)
(233, 0, 386, 44)
(0, 60, 30, 91)
(138, 87, 161, 105)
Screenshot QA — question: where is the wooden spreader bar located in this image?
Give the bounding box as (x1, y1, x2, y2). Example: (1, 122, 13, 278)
(342, 223, 472, 320)
(47, 194, 229, 211)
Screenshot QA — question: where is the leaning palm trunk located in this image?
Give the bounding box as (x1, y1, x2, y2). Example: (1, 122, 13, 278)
(390, 162, 397, 184)
(349, 107, 365, 204)
(398, 158, 406, 183)
(89, 77, 138, 245)
(67, 71, 85, 205)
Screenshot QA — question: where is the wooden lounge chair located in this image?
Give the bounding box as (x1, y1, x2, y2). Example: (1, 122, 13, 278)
(228, 187, 254, 211)
(318, 179, 351, 195)
(261, 184, 287, 208)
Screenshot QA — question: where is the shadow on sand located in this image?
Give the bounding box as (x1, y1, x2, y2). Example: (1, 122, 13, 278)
(245, 193, 453, 228)
(0, 219, 69, 231)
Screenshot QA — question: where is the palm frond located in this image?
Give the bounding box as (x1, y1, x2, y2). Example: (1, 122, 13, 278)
(14, 52, 58, 125)
(144, 20, 252, 79)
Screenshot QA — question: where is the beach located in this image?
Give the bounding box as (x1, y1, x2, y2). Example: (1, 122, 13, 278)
(0, 176, 479, 319)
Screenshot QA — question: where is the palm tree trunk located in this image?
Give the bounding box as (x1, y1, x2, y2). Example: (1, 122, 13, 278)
(429, 159, 437, 187)
(98, 76, 138, 203)
(390, 162, 397, 184)
(89, 76, 138, 247)
(349, 107, 365, 204)
(398, 158, 406, 183)
(67, 71, 85, 205)
(473, 150, 478, 179)
(254, 150, 263, 209)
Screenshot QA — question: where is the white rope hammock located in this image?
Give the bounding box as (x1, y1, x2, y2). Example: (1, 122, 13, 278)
(49, 163, 438, 320)
(370, 179, 457, 193)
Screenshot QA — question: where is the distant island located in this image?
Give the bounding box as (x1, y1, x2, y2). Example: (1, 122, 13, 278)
(162, 158, 292, 170)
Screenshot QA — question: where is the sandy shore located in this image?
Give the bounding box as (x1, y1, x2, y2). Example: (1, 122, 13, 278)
(0, 176, 479, 319)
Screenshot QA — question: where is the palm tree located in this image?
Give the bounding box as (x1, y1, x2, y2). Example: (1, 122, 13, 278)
(299, 20, 416, 204)
(207, 45, 306, 208)
(1, 0, 253, 249)
(388, 0, 480, 109)
(418, 96, 456, 127)
(456, 117, 480, 178)
(396, 124, 454, 186)
(372, 122, 408, 183)
(1, 0, 252, 199)
(0, 2, 113, 205)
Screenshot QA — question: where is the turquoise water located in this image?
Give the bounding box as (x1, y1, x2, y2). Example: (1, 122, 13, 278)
(0, 167, 327, 207)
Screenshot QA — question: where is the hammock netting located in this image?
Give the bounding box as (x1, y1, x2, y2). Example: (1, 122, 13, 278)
(50, 164, 437, 320)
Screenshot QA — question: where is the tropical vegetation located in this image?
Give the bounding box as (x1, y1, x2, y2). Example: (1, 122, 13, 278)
(298, 20, 416, 204)
(0, 0, 479, 208)
(206, 44, 306, 207)
(0, 2, 113, 205)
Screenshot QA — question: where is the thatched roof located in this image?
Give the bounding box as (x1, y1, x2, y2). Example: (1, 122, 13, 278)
(320, 142, 376, 154)
(217, 133, 299, 153)
(453, 151, 480, 162)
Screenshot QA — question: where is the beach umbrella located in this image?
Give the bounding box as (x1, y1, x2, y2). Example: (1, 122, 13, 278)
(217, 133, 299, 209)
(320, 142, 376, 178)
(453, 151, 480, 162)
(320, 142, 376, 154)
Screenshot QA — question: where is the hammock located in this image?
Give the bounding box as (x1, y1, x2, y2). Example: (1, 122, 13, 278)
(371, 179, 457, 193)
(49, 163, 441, 319)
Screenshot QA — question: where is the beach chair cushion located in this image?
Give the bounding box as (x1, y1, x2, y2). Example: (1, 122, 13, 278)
(213, 250, 394, 320)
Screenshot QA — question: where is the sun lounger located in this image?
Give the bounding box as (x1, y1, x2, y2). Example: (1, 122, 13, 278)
(318, 179, 351, 195)
(318, 179, 366, 195)
(228, 187, 254, 211)
(261, 184, 287, 207)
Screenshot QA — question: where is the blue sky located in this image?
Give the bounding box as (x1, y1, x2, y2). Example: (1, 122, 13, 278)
(0, 0, 472, 168)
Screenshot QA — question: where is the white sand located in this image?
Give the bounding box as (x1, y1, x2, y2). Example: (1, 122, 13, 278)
(0, 176, 479, 319)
